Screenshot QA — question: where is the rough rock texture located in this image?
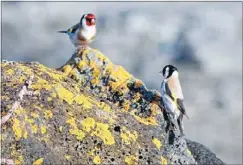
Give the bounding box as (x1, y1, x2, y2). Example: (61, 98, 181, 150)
(186, 139, 225, 165)
(1, 49, 224, 165)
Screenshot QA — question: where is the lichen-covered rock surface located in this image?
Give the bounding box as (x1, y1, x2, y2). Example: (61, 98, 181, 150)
(1, 49, 224, 165)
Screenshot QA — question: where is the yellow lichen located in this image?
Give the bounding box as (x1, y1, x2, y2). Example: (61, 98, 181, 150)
(97, 102, 111, 112)
(161, 156, 167, 165)
(40, 135, 50, 143)
(23, 130, 28, 139)
(93, 155, 101, 164)
(50, 92, 57, 98)
(1, 95, 10, 101)
(44, 69, 64, 81)
(88, 149, 95, 157)
(65, 155, 71, 160)
(59, 126, 63, 132)
(78, 61, 86, 69)
(25, 116, 35, 124)
(152, 138, 162, 150)
(125, 155, 138, 165)
(110, 66, 132, 81)
(31, 78, 53, 91)
(91, 122, 115, 145)
(69, 128, 86, 140)
(12, 119, 22, 140)
(5, 68, 14, 75)
(15, 107, 25, 115)
(186, 148, 192, 155)
(30, 112, 39, 118)
(66, 117, 77, 128)
(32, 158, 44, 165)
(1, 134, 5, 142)
(55, 85, 74, 104)
(91, 77, 100, 86)
(44, 110, 53, 119)
(92, 67, 100, 78)
(81, 117, 96, 132)
(120, 127, 138, 145)
(14, 155, 24, 165)
(32, 124, 38, 134)
(74, 95, 93, 109)
(40, 126, 47, 134)
(33, 105, 41, 111)
(62, 65, 73, 74)
(131, 110, 158, 125)
(122, 100, 130, 111)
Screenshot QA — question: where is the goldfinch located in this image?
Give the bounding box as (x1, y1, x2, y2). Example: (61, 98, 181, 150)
(159, 65, 189, 136)
(58, 13, 96, 50)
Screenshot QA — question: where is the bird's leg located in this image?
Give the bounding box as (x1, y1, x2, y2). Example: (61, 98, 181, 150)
(165, 120, 170, 133)
(76, 45, 92, 54)
(160, 106, 170, 133)
(177, 115, 185, 136)
(168, 129, 175, 145)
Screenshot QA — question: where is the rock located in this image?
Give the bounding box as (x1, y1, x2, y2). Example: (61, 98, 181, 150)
(1, 48, 223, 165)
(186, 139, 225, 165)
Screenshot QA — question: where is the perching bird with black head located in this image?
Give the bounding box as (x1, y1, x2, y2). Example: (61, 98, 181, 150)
(58, 13, 96, 51)
(159, 65, 189, 136)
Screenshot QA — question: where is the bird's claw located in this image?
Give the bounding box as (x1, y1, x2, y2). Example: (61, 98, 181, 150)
(76, 45, 92, 54)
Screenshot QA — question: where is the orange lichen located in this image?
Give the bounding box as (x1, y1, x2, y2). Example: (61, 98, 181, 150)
(134, 79, 143, 88)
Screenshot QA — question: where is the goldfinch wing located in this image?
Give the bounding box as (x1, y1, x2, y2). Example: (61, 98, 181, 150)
(177, 99, 189, 119)
(67, 23, 80, 33)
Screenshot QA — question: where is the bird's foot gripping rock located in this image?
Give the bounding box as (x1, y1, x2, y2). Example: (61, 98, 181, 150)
(76, 45, 92, 54)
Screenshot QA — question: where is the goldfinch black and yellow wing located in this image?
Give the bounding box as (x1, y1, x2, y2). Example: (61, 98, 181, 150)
(166, 78, 189, 119)
(58, 23, 79, 34)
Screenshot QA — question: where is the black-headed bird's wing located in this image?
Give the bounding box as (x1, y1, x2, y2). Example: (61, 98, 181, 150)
(177, 98, 189, 118)
(167, 77, 189, 119)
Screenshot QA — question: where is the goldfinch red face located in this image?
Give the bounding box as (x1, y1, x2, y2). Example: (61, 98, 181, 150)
(84, 13, 96, 26)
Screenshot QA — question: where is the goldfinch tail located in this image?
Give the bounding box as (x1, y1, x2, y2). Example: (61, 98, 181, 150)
(184, 113, 189, 120)
(57, 30, 68, 33)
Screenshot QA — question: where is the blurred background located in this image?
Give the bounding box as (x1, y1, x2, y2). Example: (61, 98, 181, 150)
(2, 2, 242, 164)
